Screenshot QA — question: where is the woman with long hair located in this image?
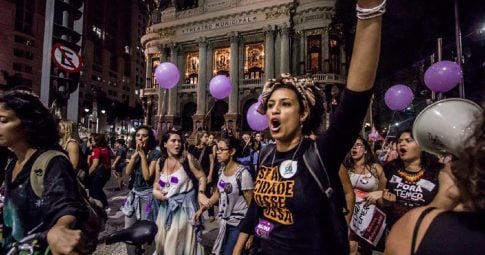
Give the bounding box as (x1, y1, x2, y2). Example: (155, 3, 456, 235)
(341, 136, 386, 255)
(0, 90, 86, 254)
(188, 130, 216, 221)
(152, 129, 207, 255)
(122, 125, 161, 255)
(59, 120, 81, 170)
(195, 136, 254, 255)
(233, 0, 382, 253)
(382, 129, 443, 228)
(385, 106, 485, 255)
(87, 133, 111, 208)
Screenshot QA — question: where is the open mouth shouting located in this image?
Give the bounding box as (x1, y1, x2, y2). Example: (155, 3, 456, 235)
(270, 117, 281, 133)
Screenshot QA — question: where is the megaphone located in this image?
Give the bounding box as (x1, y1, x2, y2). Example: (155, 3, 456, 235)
(412, 98, 483, 156)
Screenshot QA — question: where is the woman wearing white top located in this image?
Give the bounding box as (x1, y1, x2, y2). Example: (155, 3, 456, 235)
(195, 136, 255, 255)
(153, 130, 209, 255)
(341, 136, 386, 255)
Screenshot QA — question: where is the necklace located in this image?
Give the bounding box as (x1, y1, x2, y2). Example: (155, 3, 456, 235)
(397, 168, 424, 183)
(162, 158, 179, 188)
(271, 138, 303, 175)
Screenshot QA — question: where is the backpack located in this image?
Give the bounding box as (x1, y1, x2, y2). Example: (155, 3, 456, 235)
(258, 142, 349, 255)
(30, 150, 107, 254)
(217, 165, 249, 196)
(64, 139, 89, 183)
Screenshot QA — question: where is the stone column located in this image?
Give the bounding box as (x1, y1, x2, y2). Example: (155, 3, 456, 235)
(299, 32, 306, 75)
(196, 38, 207, 115)
(228, 32, 239, 114)
(157, 45, 166, 115)
(193, 37, 208, 131)
(340, 45, 347, 75)
(167, 43, 178, 116)
(145, 54, 152, 88)
(280, 24, 290, 74)
(323, 28, 330, 73)
(264, 26, 275, 80)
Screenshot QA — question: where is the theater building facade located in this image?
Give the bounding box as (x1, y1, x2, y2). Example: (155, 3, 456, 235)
(140, 0, 347, 135)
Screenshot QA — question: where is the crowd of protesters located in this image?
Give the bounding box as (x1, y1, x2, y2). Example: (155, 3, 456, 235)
(1, 0, 485, 254)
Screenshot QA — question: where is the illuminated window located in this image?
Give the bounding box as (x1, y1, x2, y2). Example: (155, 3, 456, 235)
(185, 52, 199, 84)
(244, 43, 264, 79)
(213, 48, 230, 75)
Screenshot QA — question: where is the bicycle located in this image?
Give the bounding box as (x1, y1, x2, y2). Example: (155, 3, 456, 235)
(104, 220, 158, 255)
(7, 220, 158, 255)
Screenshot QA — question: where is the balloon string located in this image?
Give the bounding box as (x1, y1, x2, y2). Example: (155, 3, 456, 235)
(202, 103, 216, 125)
(156, 89, 168, 134)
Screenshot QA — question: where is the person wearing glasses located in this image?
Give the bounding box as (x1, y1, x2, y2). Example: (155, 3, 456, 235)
(341, 137, 386, 255)
(381, 129, 443, 229)
(195, 136, 254, 255)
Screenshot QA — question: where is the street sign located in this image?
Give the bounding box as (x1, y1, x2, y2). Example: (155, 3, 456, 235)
(51, 43, 82, 73)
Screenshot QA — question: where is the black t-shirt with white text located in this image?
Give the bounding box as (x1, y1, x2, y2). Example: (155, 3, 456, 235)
(385, 167, 438, 227)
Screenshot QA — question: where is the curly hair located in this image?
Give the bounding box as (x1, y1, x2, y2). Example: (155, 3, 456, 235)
(130, 125, 157, 150)
(0, 90, 60, 149)
(452, 105, 485, 213)
(259, 75, 325, 135)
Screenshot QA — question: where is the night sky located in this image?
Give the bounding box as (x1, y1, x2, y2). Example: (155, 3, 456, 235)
(335, 0, 485, 129)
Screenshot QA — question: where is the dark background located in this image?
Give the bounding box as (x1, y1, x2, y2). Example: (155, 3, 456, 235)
(334, 0, 485, 132)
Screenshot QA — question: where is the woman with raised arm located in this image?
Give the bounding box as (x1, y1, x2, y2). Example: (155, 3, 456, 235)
(233, 0, 383, 254)
(194, 136, 254, 255)
(153, 129, 208, 255)
(121, 125, 161, 255)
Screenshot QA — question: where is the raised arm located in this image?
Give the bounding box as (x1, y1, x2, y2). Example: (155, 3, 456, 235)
(347, 0, 383, 92)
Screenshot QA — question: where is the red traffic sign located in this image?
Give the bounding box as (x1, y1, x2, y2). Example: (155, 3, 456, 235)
(51, 43, 83, 73)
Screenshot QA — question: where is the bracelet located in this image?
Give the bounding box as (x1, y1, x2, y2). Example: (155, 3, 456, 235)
(356, 0, 386, 20)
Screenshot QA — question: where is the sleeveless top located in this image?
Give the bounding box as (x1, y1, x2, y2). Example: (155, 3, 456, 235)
(159, 166, 193, 198)
(348, 166, 379, 193)
(412, 209, 485, 255)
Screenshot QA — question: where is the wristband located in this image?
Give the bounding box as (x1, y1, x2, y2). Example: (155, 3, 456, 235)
(356, 0, 386, 20)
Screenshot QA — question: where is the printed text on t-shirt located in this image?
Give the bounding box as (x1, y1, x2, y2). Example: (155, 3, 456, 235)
(254, 165, 295, 225)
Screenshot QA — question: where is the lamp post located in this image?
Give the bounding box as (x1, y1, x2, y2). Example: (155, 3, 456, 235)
(454, 0, 465, 98)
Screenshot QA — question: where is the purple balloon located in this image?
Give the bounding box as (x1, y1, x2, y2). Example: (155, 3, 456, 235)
(247, 102, 268, 131)
(154, 62, 180, 89)
(424, 61, 463, 93)
(209, 75, 232, 99)
(257, 95, 263, 104)
(384, 84, 414, 111)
